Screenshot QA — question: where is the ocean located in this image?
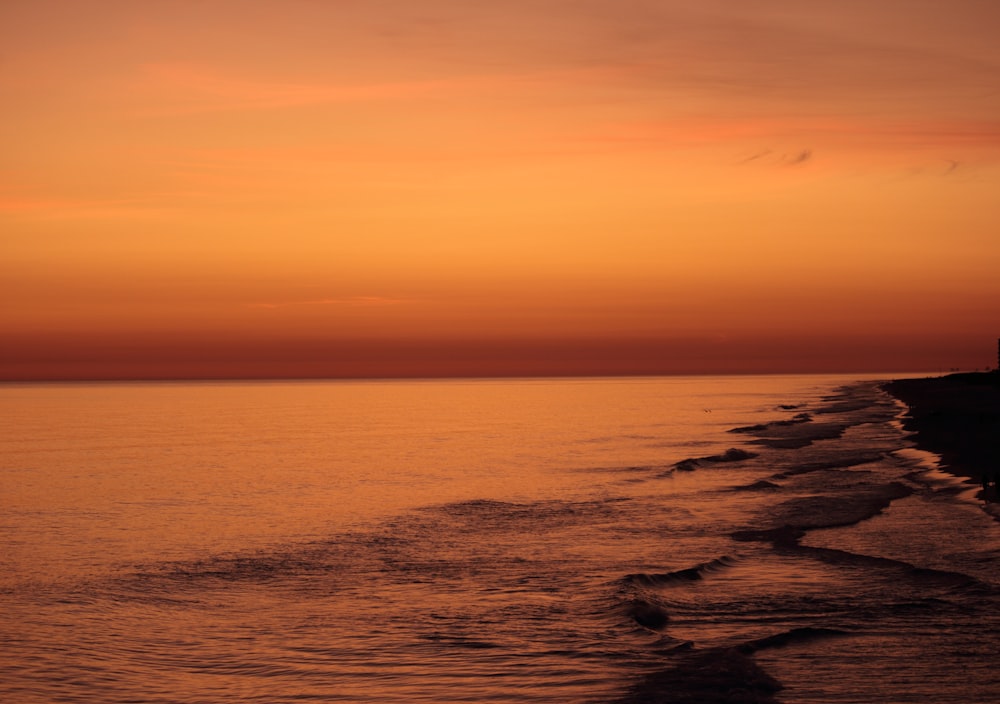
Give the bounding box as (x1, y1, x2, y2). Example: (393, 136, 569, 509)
(2, 374, 998, 703)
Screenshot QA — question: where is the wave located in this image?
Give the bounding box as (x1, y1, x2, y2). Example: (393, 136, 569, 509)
(623, 598, 671, 631)
(432, 495, 634, 528)
(622, 557, 737, 588)
(582, 463, 676, 476)
(729, 411, 851, 450)
(737, 626, 850, 654)
(732, 482, 914, 543)
(725, 475, 996, 594)
(771, 450, 886, 478)
(815, 395, 879, 415)
(114, 493, 645, 598)
(610, 380, 1000, 704)
(616, 557, 738, 634)
(730, 525, 806, 546)
(793, 543, 995, 593)
(669, 448, 758, 473)
(730, 412, 813, 434)
(731, 479, 782, 491)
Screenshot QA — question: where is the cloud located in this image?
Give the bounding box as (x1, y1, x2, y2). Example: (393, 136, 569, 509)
(740, 149, 774, 164)
(129, 62, 452, 116)
(129, 61, 615, 118)
(0, 195, 173, 220)
(735, 148, 812, 167)
(785, 149, 813, 166)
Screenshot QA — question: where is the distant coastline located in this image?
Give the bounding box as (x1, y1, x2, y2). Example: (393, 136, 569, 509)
(884, 371, 1000, 488)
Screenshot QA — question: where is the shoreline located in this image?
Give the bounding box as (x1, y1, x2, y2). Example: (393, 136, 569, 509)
(883, 371, 1000, 494)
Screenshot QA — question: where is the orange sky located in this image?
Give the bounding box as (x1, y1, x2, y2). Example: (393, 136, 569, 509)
(2, 0, 999, 379)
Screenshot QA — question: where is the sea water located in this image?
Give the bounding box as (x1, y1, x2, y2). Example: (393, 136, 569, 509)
(1, 375, 998, 702)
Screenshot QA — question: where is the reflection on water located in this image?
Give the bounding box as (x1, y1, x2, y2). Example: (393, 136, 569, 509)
(1, 375, 998, 702)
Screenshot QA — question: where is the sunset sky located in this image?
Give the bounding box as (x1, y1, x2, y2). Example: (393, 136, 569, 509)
(2, 0, 999, 379)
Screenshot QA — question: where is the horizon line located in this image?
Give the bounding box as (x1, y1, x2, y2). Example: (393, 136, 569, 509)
(0, 369, 959, 385)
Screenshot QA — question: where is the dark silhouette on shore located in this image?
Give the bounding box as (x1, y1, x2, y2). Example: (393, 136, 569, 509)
(884, 370, 1000, 502)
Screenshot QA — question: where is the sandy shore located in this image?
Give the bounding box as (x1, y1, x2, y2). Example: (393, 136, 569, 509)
(884, 372, 1000, 490)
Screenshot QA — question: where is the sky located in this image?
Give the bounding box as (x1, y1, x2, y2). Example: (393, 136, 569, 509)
(2, 0, 999, 379)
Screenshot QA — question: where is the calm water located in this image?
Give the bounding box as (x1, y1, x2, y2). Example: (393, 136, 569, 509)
(2, 375, 998, 702)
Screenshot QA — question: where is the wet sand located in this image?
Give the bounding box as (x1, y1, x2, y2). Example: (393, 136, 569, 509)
(884, 372, 1000, 486)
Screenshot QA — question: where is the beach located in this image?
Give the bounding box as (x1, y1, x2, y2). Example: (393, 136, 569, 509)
(884, 371, 1000, 497)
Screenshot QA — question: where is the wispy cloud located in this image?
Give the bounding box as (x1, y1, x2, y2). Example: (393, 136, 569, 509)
(566, 1, 1000, 111)
(0, 195, 175, 220)
(132, 62, 454, 116)
(129, 62, 620, 117)
(583, 116, 1000, 154)
(735, 148, 814, 169)
(785, 149, 813, 166)
(740, 149, 774, 164)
